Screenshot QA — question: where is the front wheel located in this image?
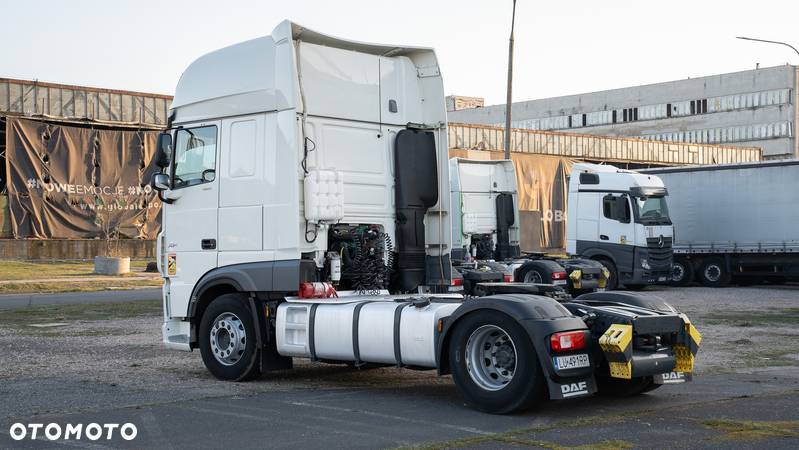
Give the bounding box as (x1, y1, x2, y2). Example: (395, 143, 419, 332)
(596, 258, 619, 290)
(199, 294, 262, 381)
(670, 258, 694, 286)
(449, 311, 545, 414)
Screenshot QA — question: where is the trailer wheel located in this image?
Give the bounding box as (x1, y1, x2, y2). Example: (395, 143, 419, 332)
(449, 311, 544, 414)
(670, 258, 694, 286)
(596, 258, 619, 290)
(698, 258, 730, 287)
(596, 376, 658, 397)
(199, 294, 261, 381)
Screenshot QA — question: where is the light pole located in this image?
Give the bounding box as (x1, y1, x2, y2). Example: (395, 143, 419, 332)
(736, 36, 799, 58)
(504, 0, 517, 160)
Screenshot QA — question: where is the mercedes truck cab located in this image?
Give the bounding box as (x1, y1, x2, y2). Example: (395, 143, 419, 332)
(567, 163, 673, 290)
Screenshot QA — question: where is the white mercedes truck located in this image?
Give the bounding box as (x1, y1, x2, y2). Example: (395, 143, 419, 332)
(152, 20, 700, 413)
(567, 163, 675, 290)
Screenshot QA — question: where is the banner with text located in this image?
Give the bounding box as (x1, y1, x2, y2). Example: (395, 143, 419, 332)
(4, 118, 162, 239)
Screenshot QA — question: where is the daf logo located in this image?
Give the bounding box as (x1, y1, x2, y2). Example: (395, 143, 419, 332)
(560, 381, 588, 397)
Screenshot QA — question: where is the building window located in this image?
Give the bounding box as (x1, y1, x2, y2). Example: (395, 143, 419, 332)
(582, 114, 587, 127)
(612, 110, 617, 123)
(633, 108, 638, 121)
(666, 103, 672, 118)
(623, 109, 628, 122)
(690, 101, 695, 115)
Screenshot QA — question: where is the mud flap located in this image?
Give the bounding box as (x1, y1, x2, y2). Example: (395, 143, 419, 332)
(653, 371, 693, 385)
(547, 375, 597, 400)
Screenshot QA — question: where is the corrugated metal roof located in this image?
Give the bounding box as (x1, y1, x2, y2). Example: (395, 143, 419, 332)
(448, 122, 762, 165)
(0, 78, 172, 128)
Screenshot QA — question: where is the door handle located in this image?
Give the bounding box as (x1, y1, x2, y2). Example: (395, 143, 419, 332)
(201, 239, 217, 250)
(600, 235, 609, 241)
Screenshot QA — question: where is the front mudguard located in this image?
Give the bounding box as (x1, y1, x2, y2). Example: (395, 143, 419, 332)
(436, 294, 597, 400)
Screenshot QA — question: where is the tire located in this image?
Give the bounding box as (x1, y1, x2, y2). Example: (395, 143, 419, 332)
(596, 258, 619, 290)
(596, 376, 656, 397)
(199, 293, 262, 381)
(670, 258, 694, 286)
(516, 266, 548, 284)
(698, 258, 730, 287)
(449, 310, 545, 414)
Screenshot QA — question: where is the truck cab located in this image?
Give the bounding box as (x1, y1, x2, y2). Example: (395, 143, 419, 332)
(567, 163, 673, 289)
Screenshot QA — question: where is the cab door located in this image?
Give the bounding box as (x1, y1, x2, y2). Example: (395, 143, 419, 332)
(598, 193, 634, 272)
(162, 122, 220, 318)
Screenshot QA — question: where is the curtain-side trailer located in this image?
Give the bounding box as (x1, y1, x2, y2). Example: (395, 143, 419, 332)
(645, 160, 799, 286)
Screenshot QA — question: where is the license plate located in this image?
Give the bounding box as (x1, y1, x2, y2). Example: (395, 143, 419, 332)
(554, 280, 568, 286)
(553, 354, 590, 370)
(658, 276, 667, 282)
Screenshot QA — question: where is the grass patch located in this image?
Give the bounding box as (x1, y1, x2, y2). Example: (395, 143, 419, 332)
(0, 259, 153, 281)
(702, 419, 799, 441)
(703, 308, 799, 327)
(0, 300, 162, 329)
(0, 278, 162, 294)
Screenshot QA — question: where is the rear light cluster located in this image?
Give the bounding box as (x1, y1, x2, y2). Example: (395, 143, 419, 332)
(298, 282, 338, 299)
(451, 278, 463, 287)
(550, 331, 586, 352)
(503, 275, 513, 283)
(551, 271, 567, 281)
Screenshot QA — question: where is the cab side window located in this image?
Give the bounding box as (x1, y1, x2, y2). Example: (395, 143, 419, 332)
(172, 126, 218, 188)
(603, 194, 631, 223)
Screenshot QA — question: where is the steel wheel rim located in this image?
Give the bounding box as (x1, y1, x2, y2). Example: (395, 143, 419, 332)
(672, 263, 685, 282)
(523, 270, 543, 284)
(210, 312, 246, 366)
(704, 264, 722, 282)
(465, 325, 517, 391)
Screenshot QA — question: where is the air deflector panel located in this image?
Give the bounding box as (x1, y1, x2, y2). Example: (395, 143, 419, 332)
(393, 129, 438, 291)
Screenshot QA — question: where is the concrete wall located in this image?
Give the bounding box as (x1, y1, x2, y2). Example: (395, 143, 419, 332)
(449, 65, 797, 159)
(0, 239, 155, 260)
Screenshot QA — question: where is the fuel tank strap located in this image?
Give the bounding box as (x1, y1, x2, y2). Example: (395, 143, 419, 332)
(393, 302, 411, 367)
(352, 301, 373, 366)
(308, 303, 319, 361)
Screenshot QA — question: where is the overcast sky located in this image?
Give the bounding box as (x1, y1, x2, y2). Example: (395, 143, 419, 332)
(2, 0, 798, 105)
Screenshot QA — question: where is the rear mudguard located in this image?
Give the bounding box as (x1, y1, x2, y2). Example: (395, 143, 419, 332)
(436, 294, 597, 400)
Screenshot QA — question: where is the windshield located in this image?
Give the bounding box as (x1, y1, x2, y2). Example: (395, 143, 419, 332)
(633, 195, 671, 224)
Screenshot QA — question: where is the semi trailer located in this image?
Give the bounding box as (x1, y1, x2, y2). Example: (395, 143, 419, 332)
(449, 158, 608, 295)
(567, 163, 675, 290)
(644, 160, 799, 287)
(152, 20, 700, 413)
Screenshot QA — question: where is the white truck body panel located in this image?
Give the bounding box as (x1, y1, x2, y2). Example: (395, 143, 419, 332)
(449, 158, 520, 254)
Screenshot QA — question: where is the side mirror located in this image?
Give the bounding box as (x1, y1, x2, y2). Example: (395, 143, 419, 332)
(615, 196, 631, 223)
(151, 173, 170, 191)
(155, 132, 172, 168)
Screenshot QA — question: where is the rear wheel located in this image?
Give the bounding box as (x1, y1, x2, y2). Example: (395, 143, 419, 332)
(449, 311, 544, 414)
(596, 258, 619, 290)
(670, 258, 694, 286)
(596, 376, 657, 397)
(698, 258, 730, 287)
(517, 266, 547, 284)
(199, 294, 261, 381)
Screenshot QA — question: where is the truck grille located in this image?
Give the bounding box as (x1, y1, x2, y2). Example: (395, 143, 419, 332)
(646, 237, 673, 266)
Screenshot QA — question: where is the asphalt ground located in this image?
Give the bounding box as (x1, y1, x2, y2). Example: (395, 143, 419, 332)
(1, 285, 798, 449)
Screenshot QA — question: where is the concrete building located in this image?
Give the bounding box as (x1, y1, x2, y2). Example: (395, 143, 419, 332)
(448, 65, 798, 159)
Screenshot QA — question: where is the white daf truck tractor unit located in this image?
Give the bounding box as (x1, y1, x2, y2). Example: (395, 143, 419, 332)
(449, 158, 608, 296)
(151, 20, 700, 414)
(567, 163, 675, 290)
